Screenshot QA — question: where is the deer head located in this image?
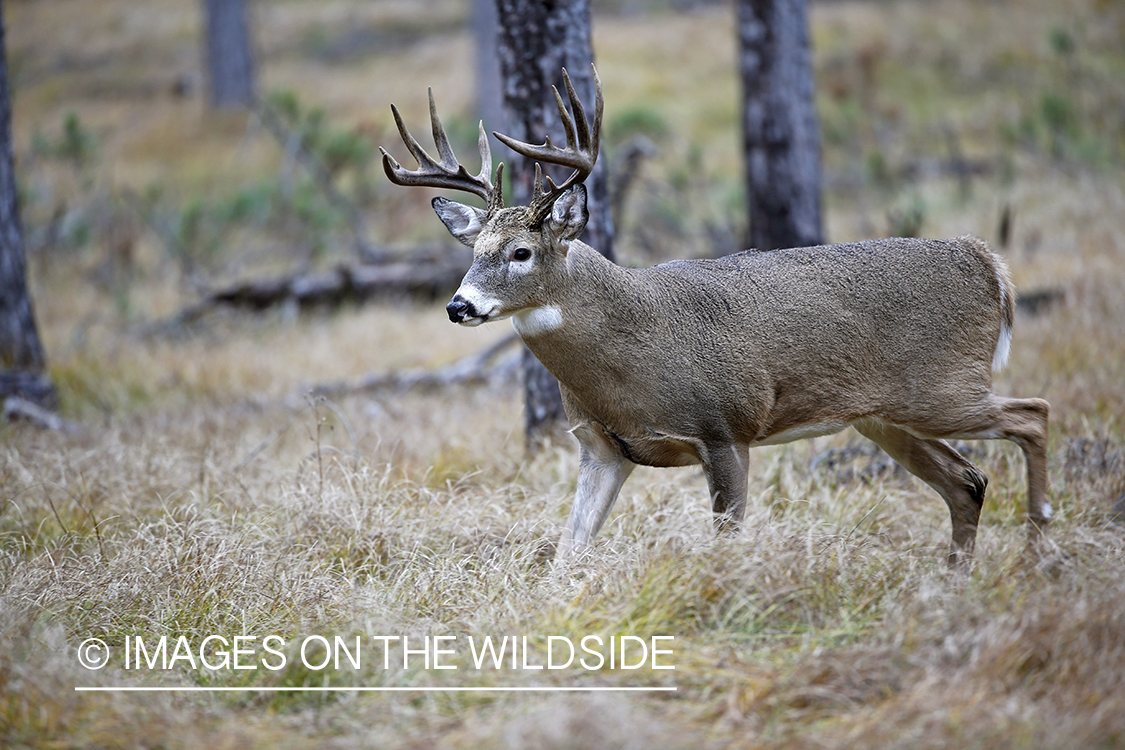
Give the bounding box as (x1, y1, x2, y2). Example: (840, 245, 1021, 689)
(380, 67, 603, 327)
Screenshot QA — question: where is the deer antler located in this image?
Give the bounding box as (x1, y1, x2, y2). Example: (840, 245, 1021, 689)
(380, 88, 504, 214)
(492, 66, 603, 222)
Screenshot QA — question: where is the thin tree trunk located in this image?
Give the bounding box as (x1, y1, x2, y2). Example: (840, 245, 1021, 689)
(493, 0, 615, 449)
(472, 0, 505, 134)
(0, 6, 44, 369)
(0, 0, 56, 408)
(203, 0, 256, 109)
(738, 0, 823, 251)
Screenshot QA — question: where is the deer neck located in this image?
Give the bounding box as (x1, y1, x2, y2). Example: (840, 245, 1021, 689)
(512, 241, 627, 344)
(512, 243, 649, 410)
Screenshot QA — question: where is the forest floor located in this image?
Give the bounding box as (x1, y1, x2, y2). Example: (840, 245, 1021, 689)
(3, 0, 1125, 747)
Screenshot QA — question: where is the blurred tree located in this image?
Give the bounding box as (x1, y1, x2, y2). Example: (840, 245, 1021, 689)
(202, 0, 256, 109)
(473, 0, 505, 133)
(737, 0, 823, 250)
(0, 0, 56, 408)
(493, 0, 615, 448)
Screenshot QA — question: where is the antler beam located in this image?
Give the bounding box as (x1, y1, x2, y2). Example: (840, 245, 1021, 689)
(380, 89, 504, 213)
(492, 66, 603, 219)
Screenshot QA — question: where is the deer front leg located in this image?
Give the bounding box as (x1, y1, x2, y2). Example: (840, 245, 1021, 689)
(702, 443, 750, 535)
(556, 424, 636, 562)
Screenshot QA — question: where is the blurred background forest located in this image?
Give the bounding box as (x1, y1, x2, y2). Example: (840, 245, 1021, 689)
(6, 0, 1122, 417)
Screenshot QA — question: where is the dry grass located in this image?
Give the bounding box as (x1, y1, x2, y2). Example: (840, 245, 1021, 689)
(4, 0, 1125, 747)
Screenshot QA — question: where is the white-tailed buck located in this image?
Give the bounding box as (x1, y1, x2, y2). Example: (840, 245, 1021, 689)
(381, 67, 1051, 566)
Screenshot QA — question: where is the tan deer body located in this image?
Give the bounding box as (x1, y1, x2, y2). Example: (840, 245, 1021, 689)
(381, 68, 1051, 566)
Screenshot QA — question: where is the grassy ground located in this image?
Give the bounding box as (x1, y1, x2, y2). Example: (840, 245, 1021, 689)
(3, 0, 1125, 747)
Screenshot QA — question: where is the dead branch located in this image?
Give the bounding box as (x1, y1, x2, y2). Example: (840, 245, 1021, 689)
(307, 333, 522, 398)
(143, 253, 469, 335)
(1017, 287, 1067, 316)
(3, 395, 83, 434)
(609, 135, 655, 228)
(204, 259, 467, 309)
(0, 369, 58, 411)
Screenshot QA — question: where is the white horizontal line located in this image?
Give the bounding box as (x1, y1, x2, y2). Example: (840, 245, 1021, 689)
(75, 685, 677, 693)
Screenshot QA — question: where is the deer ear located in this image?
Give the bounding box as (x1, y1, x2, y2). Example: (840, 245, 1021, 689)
(433, 197, 487, 247)
(548, 184, 589, 242)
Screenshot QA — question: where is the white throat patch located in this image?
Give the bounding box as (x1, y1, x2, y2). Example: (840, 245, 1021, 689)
(512, 305, 564, 338)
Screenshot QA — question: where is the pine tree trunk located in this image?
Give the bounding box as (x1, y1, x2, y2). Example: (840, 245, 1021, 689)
(0, 1, 56, 408)
(202, 0, 256, 109)
(493, 0, 615, 449)
(738, 0, 823, 251)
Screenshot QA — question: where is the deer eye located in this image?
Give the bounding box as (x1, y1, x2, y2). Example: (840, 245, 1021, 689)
(512, 247, 532, 262)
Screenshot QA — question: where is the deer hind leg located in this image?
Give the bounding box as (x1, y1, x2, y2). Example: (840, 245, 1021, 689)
(853, 420, 988, 567)
(886, 395, 1052, 559)
(941, 396, 1052, 556)
(1000, 398, 1051, 553)
(702, 443, 750, 536)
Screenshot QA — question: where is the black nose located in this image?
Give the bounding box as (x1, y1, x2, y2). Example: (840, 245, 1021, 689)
(447, 295, 471, 323)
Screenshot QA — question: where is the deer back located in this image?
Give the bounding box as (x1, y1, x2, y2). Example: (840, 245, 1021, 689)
(520, 235, 1013, 449)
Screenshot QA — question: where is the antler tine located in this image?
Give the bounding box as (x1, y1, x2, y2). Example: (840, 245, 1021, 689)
(380, 88, 503, 212)
(549, 84, 579, 179)
(427, 88, 460, 169)
(492, 65, 603, 213)
(384, 103, 437, 173)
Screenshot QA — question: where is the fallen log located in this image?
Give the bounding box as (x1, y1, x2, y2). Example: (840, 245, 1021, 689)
(207, 259, 467, 310)
(1017, 287, 1066, 316)
(0, 369, 58, 411)
(307, 333, 522, 397)
(2, 395, 82, 433)
(145, 253, 469, 335)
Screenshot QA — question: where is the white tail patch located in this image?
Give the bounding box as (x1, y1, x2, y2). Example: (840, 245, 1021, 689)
(992, 324, 1012, 372)
(991, 251, 1015, 372)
